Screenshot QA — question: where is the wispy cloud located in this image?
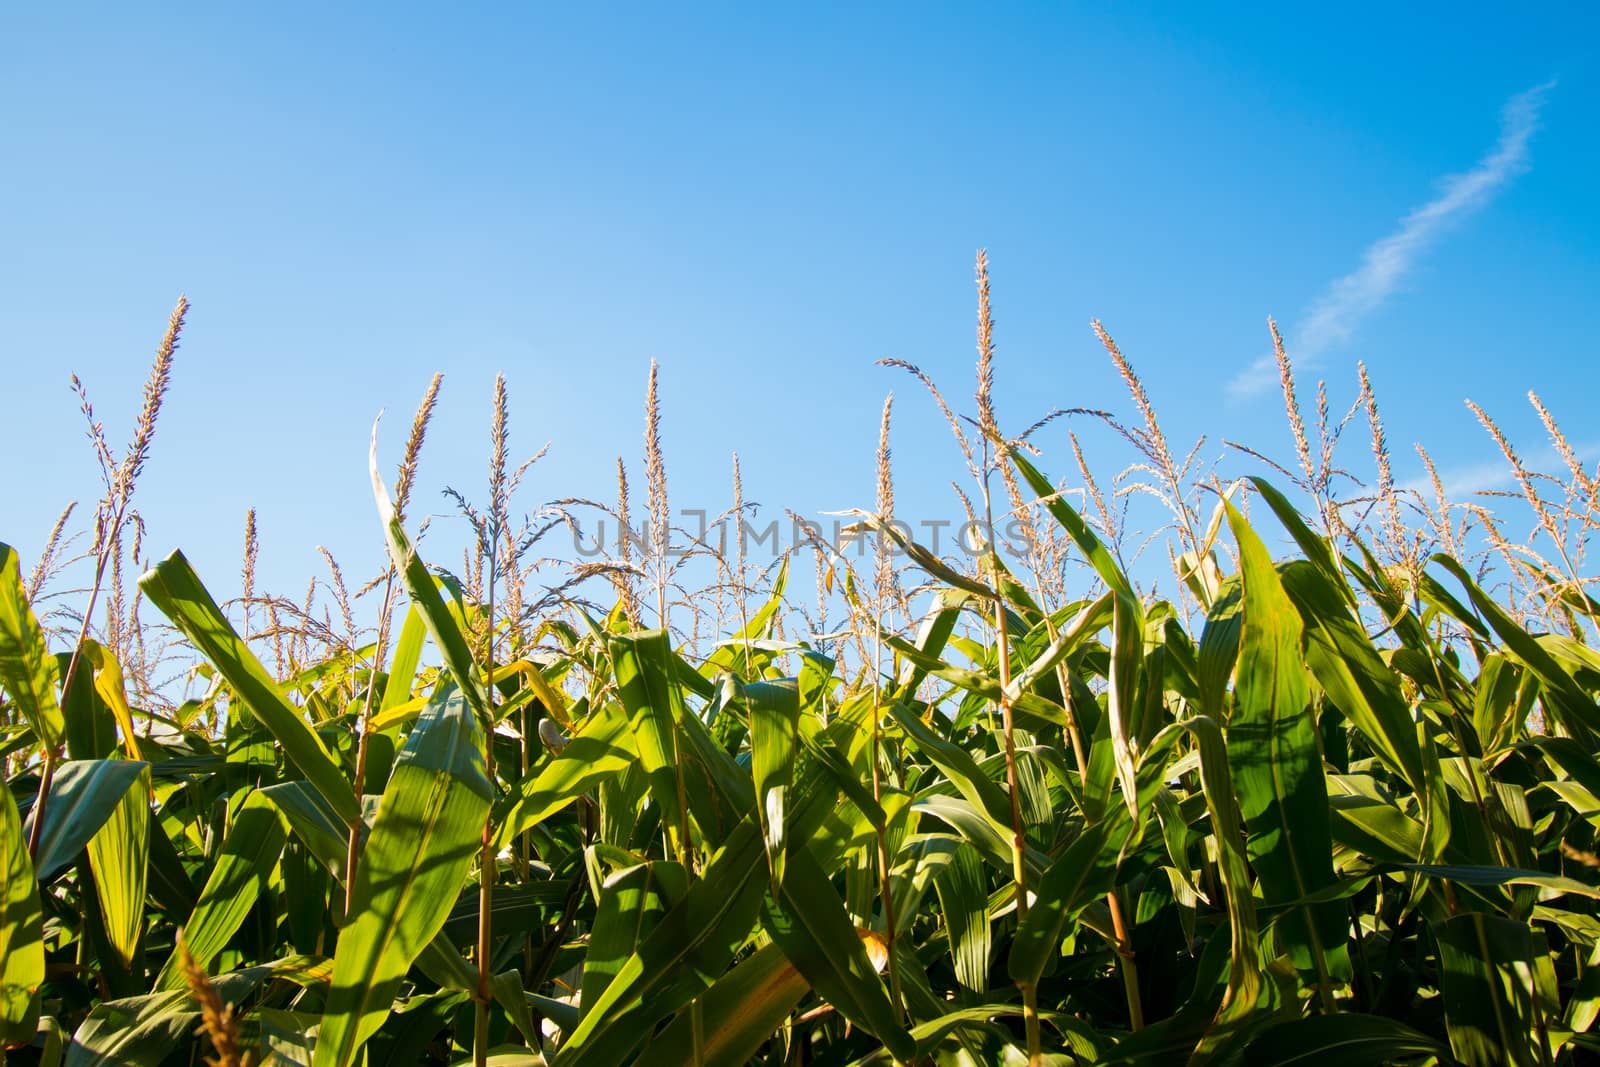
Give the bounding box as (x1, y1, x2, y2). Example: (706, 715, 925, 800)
(1228, 80, 1556, 401)
(1398, 438, 1599, 501)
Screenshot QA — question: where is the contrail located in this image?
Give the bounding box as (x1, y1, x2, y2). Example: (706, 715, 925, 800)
(1228, 80, 1556, 401)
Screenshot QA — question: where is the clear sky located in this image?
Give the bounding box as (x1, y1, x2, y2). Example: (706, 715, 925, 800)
(4, 4, 1598, 613)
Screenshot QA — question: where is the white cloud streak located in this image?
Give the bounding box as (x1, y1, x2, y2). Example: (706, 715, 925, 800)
(1228, 80, 1556, 401)
(1397, 439, 1600, 502)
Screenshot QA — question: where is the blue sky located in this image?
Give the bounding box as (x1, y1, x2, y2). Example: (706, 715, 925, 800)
(4, 4, 1598, 611)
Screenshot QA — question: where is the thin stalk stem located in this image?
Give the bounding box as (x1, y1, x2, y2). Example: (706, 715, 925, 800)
(673, 754, 695, 873)
(1347, 899, 1371, 1013)
(520, 673, 535, 980)
(981, 468, 1041, 1066)
(1041, 605, 1138, 1031)
(1028, 606, 1089, 819)
(26, 751, 58, 859)
(475, 557, 497, 1067)
(28, 497, 128, 857)
(475, 811, 495, 1062)
(871, 614, 905, 1023)
(655, 532, 694, 875)
(345, 571, 397, 917)
(1107, 888, 1145, 1029)
(1019, 508, 1145, 1033)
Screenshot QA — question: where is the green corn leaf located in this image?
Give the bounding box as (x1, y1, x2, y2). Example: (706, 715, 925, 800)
(0, 542, 63, 752)
(579, 861, 686, 1018)
(1011, 451, 1134, 600)
(66, 991, 197, 1067)
(1433, 911, 1547, 1067)
(23, 758, 147, 882)
(1004, 591, 1114, 701)
(1008, 806, 1132, 987)
(1417, 571, 1493, 644)
(1328, 791, 1425, 864)
(1081, 727, 1120, 825)
(1240, 1013, 1450, 1065)
(71, 959, 325, 1067)
(881, 634, 1069, 731)
(145, 812, 198, 918)
(761, 844, 914, 1062)
(647, 941, 812, 1067)
(931, 840, 991, 995)
(848, 1004, 1107, 1065)
(1404, 863, 1600, 901)
(371, 439, 492, 727)
(1472, 653, 1524, 754)
(1106, 590, 1145, 819)
(138, 550, 360, 824)
(314, 691, 493, 1067)
(446, 1049, 546, 1067)
(1, 777, 43, 1049)
(699, 559, 790, 679)
(890, 833, 964, 932)
(81, 641, 141, 760)
(834, 510, 998, 601)
(259, 780, 351, 874)
(59, 645, 118, 761)
(368, 991, 472, 1067)
(250, 1008, 321, 1066)
(1196, 576, 1243, 720)
(1224, 502, 1348, 996)
(676, 687, 757, 837)
(608, 630, 696, 856)
(1166, 717, 1263, 1060)
(1152, 785, 1204, 908)
(486, 971, 542, 1060)
(413, 930, 480, 995)
(555, 817, 774, 1066)
(86, 764, 150, 973)
(1433, 555, 1598, 746)
(915, 794, 1028, 878)
(439, 879, 573, 946)
(380, 602, 427, 714)
(746, 677, 801, 884)
(1246, 479, 1348, 597)
(493, 701, 637, 848)
(892, 703, 1014, 834)
(1567, 939, 1600, 1032)
(1277, 560, 1425, 791)
(154, 787, 287, 989)
(893, 587, 973, 695)
(556, 780, 857, 1067)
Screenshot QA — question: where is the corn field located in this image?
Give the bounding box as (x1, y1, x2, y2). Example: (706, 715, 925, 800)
(6, 267, 1600, 1066)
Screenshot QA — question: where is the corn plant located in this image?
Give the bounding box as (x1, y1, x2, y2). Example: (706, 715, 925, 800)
(7, 283, 1600, 1066)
